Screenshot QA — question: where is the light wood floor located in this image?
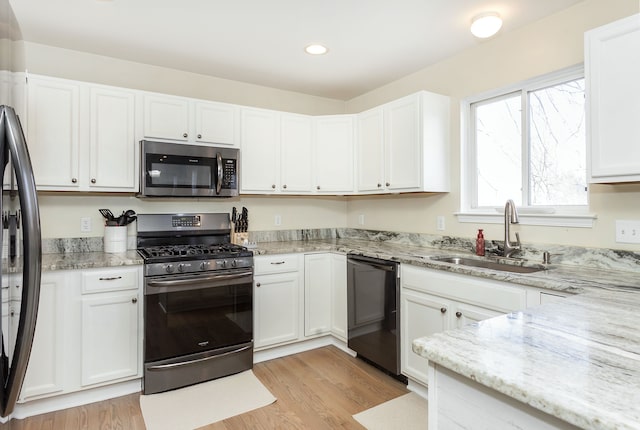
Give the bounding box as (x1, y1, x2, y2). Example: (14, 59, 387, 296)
(10, 346, 408, 429)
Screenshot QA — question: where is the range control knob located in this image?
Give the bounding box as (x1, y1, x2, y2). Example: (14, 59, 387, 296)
(220, 260, 227, 268)
(178, 264, 186, 273)
(231, 259, 238, 267)
(165, 264, 175, 274)
(200, 261, 211, 270)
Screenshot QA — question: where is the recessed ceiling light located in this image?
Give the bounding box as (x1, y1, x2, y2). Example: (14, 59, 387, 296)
(470, 12, 503, 39)
(305, 44, 328, 55)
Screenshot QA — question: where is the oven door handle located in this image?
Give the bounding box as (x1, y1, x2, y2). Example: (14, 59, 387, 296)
(147, 345, 252, 370)
(147, 270, 253, 288)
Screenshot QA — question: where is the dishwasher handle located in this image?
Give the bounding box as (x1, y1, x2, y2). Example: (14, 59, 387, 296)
(347, 255, 397, 272)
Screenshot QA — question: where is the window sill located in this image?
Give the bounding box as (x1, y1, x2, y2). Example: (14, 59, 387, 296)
(455, 211, 597, 228)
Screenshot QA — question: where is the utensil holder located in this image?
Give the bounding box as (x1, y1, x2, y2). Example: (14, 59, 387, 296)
(104, 226, 127, 253)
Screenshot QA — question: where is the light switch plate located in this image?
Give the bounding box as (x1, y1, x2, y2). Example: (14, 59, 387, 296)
(615, 220, 640, 243)
(80, 217, 92, 232)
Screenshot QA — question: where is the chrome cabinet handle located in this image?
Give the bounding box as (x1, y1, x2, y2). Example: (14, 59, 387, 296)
(99, 276, 122, 281)
(271, 184, 276, 189)
(132, 297, 138, 304)
(283, 184, 287, 189)
(270, 261, 285, 265)
(197, 134, 202, 139)
(386, 182, 390, 187)
(91, 178, 96, 184)
(71, 178, 77, 183)
(377, 183, 381, 188)
(440, 307, 447, 314)
(456, 311, 462, 318)
(256, 282, 261, 287)
(183, 133, 188, 138)
(316, 185, 320, 190)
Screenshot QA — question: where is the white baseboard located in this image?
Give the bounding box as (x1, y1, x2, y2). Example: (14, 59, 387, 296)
(406, 377, 429, 400)
(254, 335, 354, 363)
(11, 379, 142, 420)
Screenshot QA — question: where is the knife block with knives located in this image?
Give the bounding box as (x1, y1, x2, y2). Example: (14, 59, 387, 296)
(231, 206, 249, 245)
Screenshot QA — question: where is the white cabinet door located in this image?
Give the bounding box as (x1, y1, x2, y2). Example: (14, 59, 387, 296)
(240, 108, 279, 193)
(20, 272, 68, 401)
(452, 302, 502, 329)
(401, 289, 450, 385)
(254, 272, 300, 348)
(313, 115, 355, 193)
(26, 76, 80, 189)
(357, 107, 385, 193)
(330, 253, 347, 341)
(280, 113, 313, 193)
(89, 87, 137, 191)
(143, 94, 190, 141)
(385, 94, 422, 191)
(81, 291, 139, 386)
(587, 14, 640, 182)
(304, 254, 332, 336)
(194, 101, 238, 146)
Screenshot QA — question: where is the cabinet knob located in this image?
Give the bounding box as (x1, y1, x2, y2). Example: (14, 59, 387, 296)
(197, 134, 202, 139)
(271, 184, 276, 189)
(455, 311, 462, 318)
(440, 307, 447, 314)
(183, 133, 188, 138)
(386, 182, 390, 187)
(256, 282, 261, 287)
(91, 178, 96, 184)
(283, 184, 287, 189)
(71, 178, 78, 183)
(377, 183, 381, 188)
(317, 185, 321, 190)
(132, 297, 138, 304)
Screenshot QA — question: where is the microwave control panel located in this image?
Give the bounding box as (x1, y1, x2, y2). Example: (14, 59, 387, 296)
(222, 158, 237, 189)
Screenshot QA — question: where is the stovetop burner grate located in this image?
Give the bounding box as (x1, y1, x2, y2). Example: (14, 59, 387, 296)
(138, 243, 251, 261)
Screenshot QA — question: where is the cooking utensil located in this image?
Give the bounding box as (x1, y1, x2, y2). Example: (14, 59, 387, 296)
(99, 208, 115, 221)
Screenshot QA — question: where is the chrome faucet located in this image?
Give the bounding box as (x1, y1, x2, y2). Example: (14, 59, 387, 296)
(503, 199, 521, 258)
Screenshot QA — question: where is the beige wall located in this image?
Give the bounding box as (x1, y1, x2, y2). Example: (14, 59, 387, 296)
(22, 0, 640, 251)
(345, 0, 640, 250)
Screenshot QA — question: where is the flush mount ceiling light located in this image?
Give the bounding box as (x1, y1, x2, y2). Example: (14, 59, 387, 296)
(470, 12, 503, 39)
(305, 44, 328, 55)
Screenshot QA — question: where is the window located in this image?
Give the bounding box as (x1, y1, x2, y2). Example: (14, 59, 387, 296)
(460, 66, 594, 227)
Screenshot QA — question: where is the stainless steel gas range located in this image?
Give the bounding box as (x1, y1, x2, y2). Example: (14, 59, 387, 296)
(137, 213, 253, 395)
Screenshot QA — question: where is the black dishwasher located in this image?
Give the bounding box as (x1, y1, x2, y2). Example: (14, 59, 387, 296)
(347, 254, 403, 379)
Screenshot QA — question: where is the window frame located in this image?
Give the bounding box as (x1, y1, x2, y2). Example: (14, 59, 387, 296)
(458, 64, 597, 228)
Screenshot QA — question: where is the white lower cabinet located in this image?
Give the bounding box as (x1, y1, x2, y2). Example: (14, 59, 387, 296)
(304, 253, 347, 339)
(81, 268, 141, 387)
(400, 264, 526, 386)
(19, 271, 70, 401)
(254, 254, 303, 349)
(19, 266, 142, 403)
(330, 254, 347, 341)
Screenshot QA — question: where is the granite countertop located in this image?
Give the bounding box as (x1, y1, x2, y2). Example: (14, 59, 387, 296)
(31, 237, 640, 429)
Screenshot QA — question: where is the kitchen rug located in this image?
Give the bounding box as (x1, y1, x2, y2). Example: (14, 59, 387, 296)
(353, 392, 428, 430)
(139, 370, 276, 430)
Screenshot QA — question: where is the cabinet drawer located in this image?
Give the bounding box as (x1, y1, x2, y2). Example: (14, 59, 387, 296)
(82, 267, 139, 294)
(402, 265, 526, 313)
(254, 254, 300, 275)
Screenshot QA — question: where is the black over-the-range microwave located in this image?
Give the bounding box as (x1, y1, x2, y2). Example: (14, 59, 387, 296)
(139, 140, 239, 198)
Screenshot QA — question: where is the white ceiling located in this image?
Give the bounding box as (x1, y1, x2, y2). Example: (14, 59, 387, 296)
(9, 0, 584, 100)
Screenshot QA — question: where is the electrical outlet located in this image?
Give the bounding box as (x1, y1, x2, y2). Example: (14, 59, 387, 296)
(274, 215, 281, 226)
(615, 220, 640, 243)
(80, 217, 92, 232)
(436, 216, 445, 231)
(358, 214, 365, 225)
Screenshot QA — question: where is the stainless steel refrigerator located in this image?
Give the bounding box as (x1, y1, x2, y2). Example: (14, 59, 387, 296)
(0, 0, 43, 420)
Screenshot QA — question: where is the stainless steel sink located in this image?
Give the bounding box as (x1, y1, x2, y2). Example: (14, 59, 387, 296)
(430, 256, 545, 273)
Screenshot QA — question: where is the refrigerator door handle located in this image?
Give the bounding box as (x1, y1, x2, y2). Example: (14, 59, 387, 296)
(1, 106, 42, 417)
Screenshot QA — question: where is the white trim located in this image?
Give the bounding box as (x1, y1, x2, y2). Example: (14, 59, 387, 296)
(455, 211, 596, 228)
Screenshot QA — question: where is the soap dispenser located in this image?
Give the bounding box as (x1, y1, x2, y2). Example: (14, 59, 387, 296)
(475, 229, 485, 256)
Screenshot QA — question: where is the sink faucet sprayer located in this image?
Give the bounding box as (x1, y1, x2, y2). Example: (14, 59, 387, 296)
(503, 199, 521, 258)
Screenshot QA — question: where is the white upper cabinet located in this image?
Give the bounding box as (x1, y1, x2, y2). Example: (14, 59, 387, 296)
(89, 87, 137, 191)
(143, 94, 238, 146)
(586, 14, 640, 183)
(26, 75, 137, 192)
(313, 115, 355, 194)
(280, 113, 313, 193)
(240, 107, 279, 193)
(357, 91, 450, 194)
(143, 94, 189, 141)
(26, 76, 80, 189)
